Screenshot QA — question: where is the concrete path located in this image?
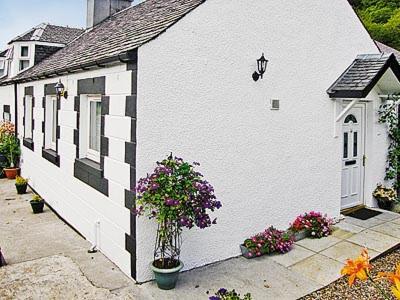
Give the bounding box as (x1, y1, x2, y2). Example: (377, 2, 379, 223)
(1, 177, 400, 300)
(0, 178, 139, 299)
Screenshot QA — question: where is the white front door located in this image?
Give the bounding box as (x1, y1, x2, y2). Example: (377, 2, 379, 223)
(341, 105, 365, 209)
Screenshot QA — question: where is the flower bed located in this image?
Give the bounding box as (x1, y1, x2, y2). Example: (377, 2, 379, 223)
(240, 211, 333, 259)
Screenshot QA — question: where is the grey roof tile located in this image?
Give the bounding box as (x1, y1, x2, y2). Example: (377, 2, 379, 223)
(327, 53, 400, 98)
(8, 0, 205, 83)
(376, 41, 400, 61)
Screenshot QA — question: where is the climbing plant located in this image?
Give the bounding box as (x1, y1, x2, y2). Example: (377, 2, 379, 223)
(378, 94, 400, 190)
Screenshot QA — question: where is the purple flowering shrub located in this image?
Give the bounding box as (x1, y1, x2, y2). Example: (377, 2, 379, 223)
(209, 288, 252, 300)
(243, 226, 294, 258)
(135, 154, 221, 268)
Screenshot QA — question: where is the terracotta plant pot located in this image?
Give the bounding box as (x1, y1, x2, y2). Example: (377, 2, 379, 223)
(15, 183, 28, 194)
(4, 168, 20, 180)
(30, 201, 45, 214)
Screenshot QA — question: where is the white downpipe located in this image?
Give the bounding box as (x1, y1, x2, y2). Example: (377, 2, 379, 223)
(89, 220, 100, 253)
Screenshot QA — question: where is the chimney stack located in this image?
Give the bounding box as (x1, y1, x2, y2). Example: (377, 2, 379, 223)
(87, 0, 133, 28)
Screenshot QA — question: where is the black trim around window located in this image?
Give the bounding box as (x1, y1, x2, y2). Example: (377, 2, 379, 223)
(42, 82, 60, 166)
(3, 105, 10, 121)
(23, 86, 35, 151)
(73, 76, 109, 196)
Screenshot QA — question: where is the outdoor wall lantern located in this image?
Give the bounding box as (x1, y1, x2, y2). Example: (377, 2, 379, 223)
(252, 53, 269, 82)
(55, 80, 68, 100)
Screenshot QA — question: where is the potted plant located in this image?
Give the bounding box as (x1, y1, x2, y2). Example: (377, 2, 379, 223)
(240, 226, 294, 259)
(0, 134, 21, 179)
(30, 194, 45, 214)
(373, 184, 397, 210)
(135, 154, 221, 290)
(289, 211, 333, 239)
(0, 134, 20, 180)
(15, 176, 28, 194)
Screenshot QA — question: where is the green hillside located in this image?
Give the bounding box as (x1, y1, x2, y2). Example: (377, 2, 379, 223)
(350, 0, 400, 50)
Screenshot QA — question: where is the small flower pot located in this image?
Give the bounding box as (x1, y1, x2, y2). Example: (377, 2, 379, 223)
(292, 230, 308, 241)
(4, 168, 20, 180)
(15, 183, 28, 194)
(240, 244, 257, 259)
(30, 200, 44, 214)
(150, 260, 183, 290)
(377, 199, 394, 211)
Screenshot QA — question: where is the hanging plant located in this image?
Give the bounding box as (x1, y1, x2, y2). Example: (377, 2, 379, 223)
(378, 94, 400, 190)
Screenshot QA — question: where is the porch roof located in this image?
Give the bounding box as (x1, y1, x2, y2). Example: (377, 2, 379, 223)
(327, 53, 400, 99)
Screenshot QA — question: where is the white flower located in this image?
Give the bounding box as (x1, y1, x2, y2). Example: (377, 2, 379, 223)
(311, 232, 315, 236)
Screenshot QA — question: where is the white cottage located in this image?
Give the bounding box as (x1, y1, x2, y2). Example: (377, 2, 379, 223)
(1, 0, 400, 282)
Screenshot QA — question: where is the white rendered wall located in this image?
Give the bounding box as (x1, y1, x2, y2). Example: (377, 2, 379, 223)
(136, 0, 381, 281)
(0, 84, 14, 123)
(17, 64, 133, 278)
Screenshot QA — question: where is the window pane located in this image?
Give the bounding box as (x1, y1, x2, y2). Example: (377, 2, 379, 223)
(25, 98, 32, 139)
(344, 114, 357, 124)
(89, 101, 101, 152)
(52, 100, 57, 143)
(21, 46, 28, 57)
(343, 132, 348, 159)
(19, 60, 29, 71)
(353, 132, 358, 157)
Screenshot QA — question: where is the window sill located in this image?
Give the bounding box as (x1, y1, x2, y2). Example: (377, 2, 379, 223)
(23, 138, 34, 151)
(42, 148, 59, 167)
(74, 158, 108, 196)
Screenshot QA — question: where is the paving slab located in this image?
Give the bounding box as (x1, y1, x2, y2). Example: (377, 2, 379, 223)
(374, 211, 400, 221)
(391, 218, 400, 225)
(138, 256, 322, 300)
(296, 236, 341, 253)
(346, 229, 400, 253)
(290, 254, 344, 286)
(333, 221, 364, 233)
(270, 245, 315, 267)
(331, 228, 354, 240)
(344, 216, 387, 228)
(370, 222, 400, 239)
(0, 255, 137, 299)
(320, 241, 379, 263)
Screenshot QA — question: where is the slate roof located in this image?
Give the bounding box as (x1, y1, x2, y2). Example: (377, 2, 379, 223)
(376, 41, 400, 61)
(9, 23, 84, 45)
(6, 0, 205, 84)
(327, 53, 400, 98)
(0, 50, 7, 57)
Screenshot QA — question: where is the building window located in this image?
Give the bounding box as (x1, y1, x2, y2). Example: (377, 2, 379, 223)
(87, 98, 101, 162)
(3, 105, 10, 121)
(21, 46, 29, 57)
(19, 60, 29, 71)
(24, 96, 33, 139)
(44, 96, 57, 151)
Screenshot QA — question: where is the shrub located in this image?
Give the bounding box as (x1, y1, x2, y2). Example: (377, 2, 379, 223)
(31, 194, 43, 202)
(243, 226, 294, 258)
(290, 211, 333, 238)
(373, 184, 397, 202)
(15, 176, 28, 186)
(0, 134, 20, 168)
(209, 288, 252, 300)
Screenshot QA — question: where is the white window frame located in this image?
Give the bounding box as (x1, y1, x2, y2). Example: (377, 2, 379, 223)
(3, 112, 10, 122)
(19, 59, 29, 71)
(86, 96, 101, 163)
(45, 96, 57, 151)
(20, 46, 29, 58)
(24, 95, 33, 139)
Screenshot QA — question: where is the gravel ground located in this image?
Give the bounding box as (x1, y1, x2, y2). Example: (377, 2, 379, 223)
(300, 245, 400, 300)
